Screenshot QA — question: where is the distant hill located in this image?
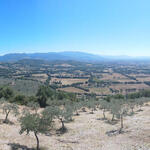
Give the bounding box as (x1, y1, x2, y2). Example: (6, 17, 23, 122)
(0, 52, 105, 62)
(0, 51, 149, 62)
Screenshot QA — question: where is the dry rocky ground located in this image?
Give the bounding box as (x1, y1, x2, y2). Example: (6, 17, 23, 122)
(0, 104, 149, 150)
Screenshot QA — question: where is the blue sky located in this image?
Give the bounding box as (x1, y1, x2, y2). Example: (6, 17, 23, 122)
(0, 0, 150, 56)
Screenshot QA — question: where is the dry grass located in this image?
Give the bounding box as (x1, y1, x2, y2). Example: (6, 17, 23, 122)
(100, 73, 135, 82)
(110, 83, 149, 91)
(137, 77, 150, 82)
(51, 78, 88, 85)
(89, 87, 111, 95)
(32, 74, 48, 82)
(128, 74, 150, 82)
(0, 104, 149, 150)
(32, 74, 48, 78)
(58, 87, 86, 94)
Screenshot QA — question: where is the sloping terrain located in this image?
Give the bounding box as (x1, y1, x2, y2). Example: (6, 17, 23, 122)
(0, 104, 149, 150)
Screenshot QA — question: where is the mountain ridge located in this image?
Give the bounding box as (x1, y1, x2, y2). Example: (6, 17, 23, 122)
(0, 51, 105, 62)
(0, 51, 149, 62)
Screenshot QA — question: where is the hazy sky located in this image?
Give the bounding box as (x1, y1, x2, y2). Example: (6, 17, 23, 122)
(0, 0, 150, 56)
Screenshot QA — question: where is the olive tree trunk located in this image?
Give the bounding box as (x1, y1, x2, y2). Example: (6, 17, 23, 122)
(120, 114, 123, 132)
(60, 119, 65, 130)
(111, 114, 114, 121)
(103, 109, 106, 119)
(4, 110, 11, 123)
(34, 132, 39, 150)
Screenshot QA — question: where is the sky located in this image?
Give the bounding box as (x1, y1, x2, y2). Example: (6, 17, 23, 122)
(0, 0, 150, 56)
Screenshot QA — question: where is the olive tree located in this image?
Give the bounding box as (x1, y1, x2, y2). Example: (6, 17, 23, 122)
(42, 105, 58, 123)
(72, 102, 82, 116)
(127, 99, 136, 114)
(2, 103, 19, 123)
(99, 100, 109, 119)
(110, 99, 128, 132)
(27, 101, 40, 113)
(136, 98, 145, 111)
(109, 99, 118, 121)
(86, 99, 97, 114)
(55, 105, 73, 132)
(19, 110, 53, 150)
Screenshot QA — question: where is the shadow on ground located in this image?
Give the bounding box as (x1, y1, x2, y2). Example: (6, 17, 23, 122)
(0, 119, 14, 125)
(56, 127, 68, 136)
(104, 119, 119, 125)
(8, 143, 34, 150)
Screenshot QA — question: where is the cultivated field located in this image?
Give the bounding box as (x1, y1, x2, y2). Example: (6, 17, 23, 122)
(1, 60, 150, 96)
(59, 87, 86, 94)
(89, 87, 111, 95)
(32, 74, 48, 82)
(51, 78, 88, 85)
(100, 73, 135, 82)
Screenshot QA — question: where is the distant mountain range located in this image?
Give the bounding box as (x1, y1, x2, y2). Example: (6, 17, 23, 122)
(0, 51, 149, 62)
(0, 52, 104, 62)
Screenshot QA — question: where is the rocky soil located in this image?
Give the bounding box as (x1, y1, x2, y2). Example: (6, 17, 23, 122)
(0, 104, 149, 150)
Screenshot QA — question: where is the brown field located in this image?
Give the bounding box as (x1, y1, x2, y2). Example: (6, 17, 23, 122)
(58, 87, 86, 93)
(110, 83, 150, 94)
(129, 73, 149, 77)
(137, 77, 150, 82)
(129, 74, 150, 82)
(89, 87, 111, 95)
(0, 104, 149, 150)
(100, 73, 135, 82)
(32, 74, 48, 78)
(32, 74, 48, 82)
(51, 78, 88, 85)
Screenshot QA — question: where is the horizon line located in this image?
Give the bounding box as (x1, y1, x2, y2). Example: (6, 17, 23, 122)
(0, 51, 150, 58)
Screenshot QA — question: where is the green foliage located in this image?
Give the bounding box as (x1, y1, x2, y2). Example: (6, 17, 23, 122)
(2, 102, 19, 123)
(55, 105, 73, 131)
(11, 79, 42, 96)
(126, 99, 136, 114)
(2, 87, 14, 99)
(13, 95, 27, 105)
(42, 106, 58, 122)
(113, 94, 124, 99)
(103, 96, 111, 102)
(127, 89, 150, 99)
(109, 99, 129, 131)
(98, 99, 109, 119)
(47, 98, 67, 106)
(109, 99, 120, 120)
(135, 98, 146, 110)
(56, 91, 76, 101)
(19, 110, 53, 150)
(0, 87, 14, 100)
(36, 85, 53, 107)
(20, 112, 50, 135)
(27, 101, 40, 113)
(80, 100, 88, 112)
(86, 99, 97, 114)
(72, 102, 82, 115)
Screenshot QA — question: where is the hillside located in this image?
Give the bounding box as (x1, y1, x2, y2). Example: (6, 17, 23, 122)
(0, 103, 149, 150)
